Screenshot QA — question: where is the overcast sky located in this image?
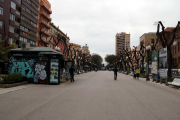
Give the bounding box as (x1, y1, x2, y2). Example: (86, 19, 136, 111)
(49, 0, 180, 62)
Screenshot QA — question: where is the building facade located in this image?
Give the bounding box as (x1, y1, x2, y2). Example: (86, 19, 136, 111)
(49, 22, 70, 55)
(140, 32, 157, 49)
(0, 0, 21, 47)
(19, 0, 39, 47)
(0, 0, 39, 48)
(37, 0, 51, 47)
(115, 32, 130, 55)
(82, 44, 90, 55)
(69, 43, 81, 65)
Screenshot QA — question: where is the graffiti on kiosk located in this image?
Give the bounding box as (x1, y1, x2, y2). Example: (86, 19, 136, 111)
(8, 58, 34, 78)
(34, 63, 47, 83)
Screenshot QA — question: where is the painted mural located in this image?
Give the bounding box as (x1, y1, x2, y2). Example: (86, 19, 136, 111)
(34, 63, 47, 83)
(8, 57, 34, 78)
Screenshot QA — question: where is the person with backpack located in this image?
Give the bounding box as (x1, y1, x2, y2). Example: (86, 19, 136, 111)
(113, 66, 118, 80)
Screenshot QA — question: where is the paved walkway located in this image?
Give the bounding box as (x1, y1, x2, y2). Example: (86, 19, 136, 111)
(0, 71, 180, 120)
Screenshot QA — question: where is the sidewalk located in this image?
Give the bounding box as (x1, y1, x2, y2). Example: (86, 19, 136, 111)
(0, 84, 34, 95)
(0, 80, 71, 95)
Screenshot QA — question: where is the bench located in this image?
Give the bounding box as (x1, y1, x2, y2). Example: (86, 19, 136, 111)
(168, 78, 180, 87)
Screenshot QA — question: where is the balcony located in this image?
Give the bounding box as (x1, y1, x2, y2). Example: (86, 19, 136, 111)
(39, 10, 51, 21)
(14, 33, 19, 38)
(41, 30, 50, 37)
(15, 10, 20, 16)
(40, 1, 52, 14)
(39, 19, 50, 29)
(38, 37, 49, 46)
(15, 21, 20, 26)
(16, 0, 21, 5)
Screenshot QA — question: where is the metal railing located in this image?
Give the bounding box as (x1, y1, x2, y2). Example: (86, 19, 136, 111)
(14, 33, 19, 38)
(16, 11, 20, 15)
(16, 0, 21, 4)
(15, 21, 20, 26)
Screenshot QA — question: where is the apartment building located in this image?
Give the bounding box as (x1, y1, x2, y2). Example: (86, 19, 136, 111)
(49, 22, 70, 55)
(69, 43, 81, 65)
(156, 27, 180, 68)
(0, 0, 21, 47)
(82, 44, 90, 55)
(19, 0, 39, 47)
(115, 32, 130, 55)
(37, 0, 51, 47)
(140, 32, 157, 49)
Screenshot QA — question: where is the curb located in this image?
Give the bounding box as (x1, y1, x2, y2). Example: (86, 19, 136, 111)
(0, 81, 28, 88)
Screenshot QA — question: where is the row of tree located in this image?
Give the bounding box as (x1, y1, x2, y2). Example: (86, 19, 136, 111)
(105, 21, 180, 78)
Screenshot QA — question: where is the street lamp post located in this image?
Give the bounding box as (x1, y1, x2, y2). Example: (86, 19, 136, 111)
(119, 60, 121, 71)
(146, 45, 151, 81)
(126, 56, 128, 75)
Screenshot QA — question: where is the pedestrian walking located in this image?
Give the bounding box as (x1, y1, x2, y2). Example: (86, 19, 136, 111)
(136, 66, 140, 79)
(113, 66, 118, 80)
(69, 66, 75, 82)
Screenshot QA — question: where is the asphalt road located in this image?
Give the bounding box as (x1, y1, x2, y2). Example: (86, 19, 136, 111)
(0, 71, 180, 120)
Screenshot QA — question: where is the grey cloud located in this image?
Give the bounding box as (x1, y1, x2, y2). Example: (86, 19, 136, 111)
(49, 0, 180, 62)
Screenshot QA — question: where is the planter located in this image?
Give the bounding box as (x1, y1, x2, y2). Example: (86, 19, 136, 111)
(0, 81, 28, 88)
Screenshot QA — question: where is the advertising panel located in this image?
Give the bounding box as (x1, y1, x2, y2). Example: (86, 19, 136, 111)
(50, 59, 59, 83)
(152, 51, 158, 74)
(159, 47, 167, 78)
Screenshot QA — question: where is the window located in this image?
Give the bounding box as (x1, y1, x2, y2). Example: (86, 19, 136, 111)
(10, 13, 15, 21)
(30, 40, 33, 44)
(0, 21, 2, 28)
(0, 34, 2, 41)
(20, 25, 24, 30)
(21, 6, 25, 10)
(24, 38, 27, 42)
(9, 25, 14, 33)
(20, 25, 29, 32)
(0, 7, 3, 15)
(16, 0, 21, 4)
(26, 8, 31, 14)
(9, 38, 14, 44)
(24, 28, 28, 32)
(27, 0, 32, 4)
(20, 36, 23, 41)
(11, 1, 16, 10)
(21, 16, 25, 20)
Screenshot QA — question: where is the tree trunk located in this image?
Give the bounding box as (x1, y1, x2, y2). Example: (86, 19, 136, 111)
(141, 58, 144, 73)
(167, 46, 172, 78)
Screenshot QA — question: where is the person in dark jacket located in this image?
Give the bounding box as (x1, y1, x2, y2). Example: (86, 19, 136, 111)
(69, 66, 75, 82)
(113, 66, 118, 80)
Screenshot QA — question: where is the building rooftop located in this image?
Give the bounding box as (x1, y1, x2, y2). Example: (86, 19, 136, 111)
(165, 27, 175, 31)
(116, 32, 128, 36)
(11, 47, 64, 55)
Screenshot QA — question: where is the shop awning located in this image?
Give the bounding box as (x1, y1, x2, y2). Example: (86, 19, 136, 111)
(38, 52, 64, 55)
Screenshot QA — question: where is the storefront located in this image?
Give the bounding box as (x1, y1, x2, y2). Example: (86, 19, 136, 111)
(9, 47, 64, 85)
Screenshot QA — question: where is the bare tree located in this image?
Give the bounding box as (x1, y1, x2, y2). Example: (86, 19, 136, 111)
(133, 46, 140, 68)
(38, 26, 49, 47)
(139, 43, 146, 73)
(156, 21, 180, 78)
(123, 48, 135, 72)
